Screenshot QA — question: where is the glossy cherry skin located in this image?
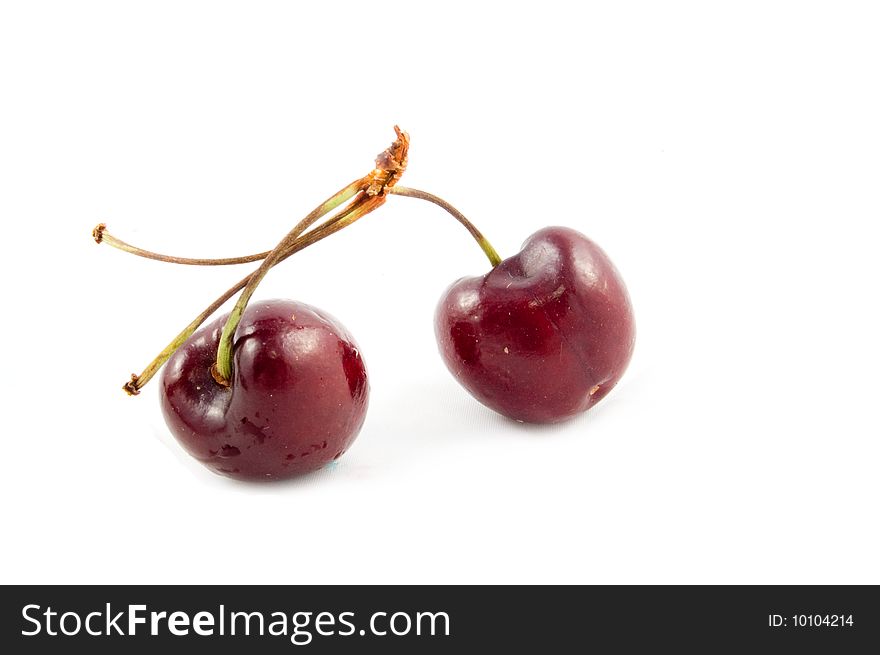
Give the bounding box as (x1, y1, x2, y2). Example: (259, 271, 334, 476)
(161, 299, 368, 480)
(436, 226, 634, 423)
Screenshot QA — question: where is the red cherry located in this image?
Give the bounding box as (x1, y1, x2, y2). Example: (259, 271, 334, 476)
(160, 299, 368, 480)
(435, 226, 635, 423)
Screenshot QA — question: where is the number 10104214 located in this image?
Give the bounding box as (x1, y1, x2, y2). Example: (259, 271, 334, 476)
(769, 614, 854, 628)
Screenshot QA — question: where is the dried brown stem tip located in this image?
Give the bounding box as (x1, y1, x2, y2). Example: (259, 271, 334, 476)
(366, 126, 409, 196)
(122, 373, 141, 396)
(92, 223, 106, 244)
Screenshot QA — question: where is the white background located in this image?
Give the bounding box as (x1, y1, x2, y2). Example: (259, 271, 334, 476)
(1, 1, 878, 584)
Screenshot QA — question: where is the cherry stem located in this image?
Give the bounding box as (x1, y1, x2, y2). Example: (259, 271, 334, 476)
(211, 127, 410, 387)
(122, 197, 375, 395)
(210, 180, 366, 386)
(114, 127, 414, 394)
(92, 223, 268, 265)
(386, 186, 502, 267)
(93, 188, 499, 273)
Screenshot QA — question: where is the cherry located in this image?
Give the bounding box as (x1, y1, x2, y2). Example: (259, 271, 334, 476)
(95, 128, 635, 482)
(160, 299, 368, 480)
(95, 130, 408, 482)
(435, 226, 635, 423)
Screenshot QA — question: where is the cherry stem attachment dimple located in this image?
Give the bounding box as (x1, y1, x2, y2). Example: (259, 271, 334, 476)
(385, 186, 502, 267)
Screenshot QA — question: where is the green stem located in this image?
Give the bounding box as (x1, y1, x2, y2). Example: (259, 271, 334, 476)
(386, 186, 502, 266)
(123, 196, 375, 395)
(212, 180, 372, 386)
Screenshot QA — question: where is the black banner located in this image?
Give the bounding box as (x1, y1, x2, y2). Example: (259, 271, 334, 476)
(1, 585, 877, 653)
